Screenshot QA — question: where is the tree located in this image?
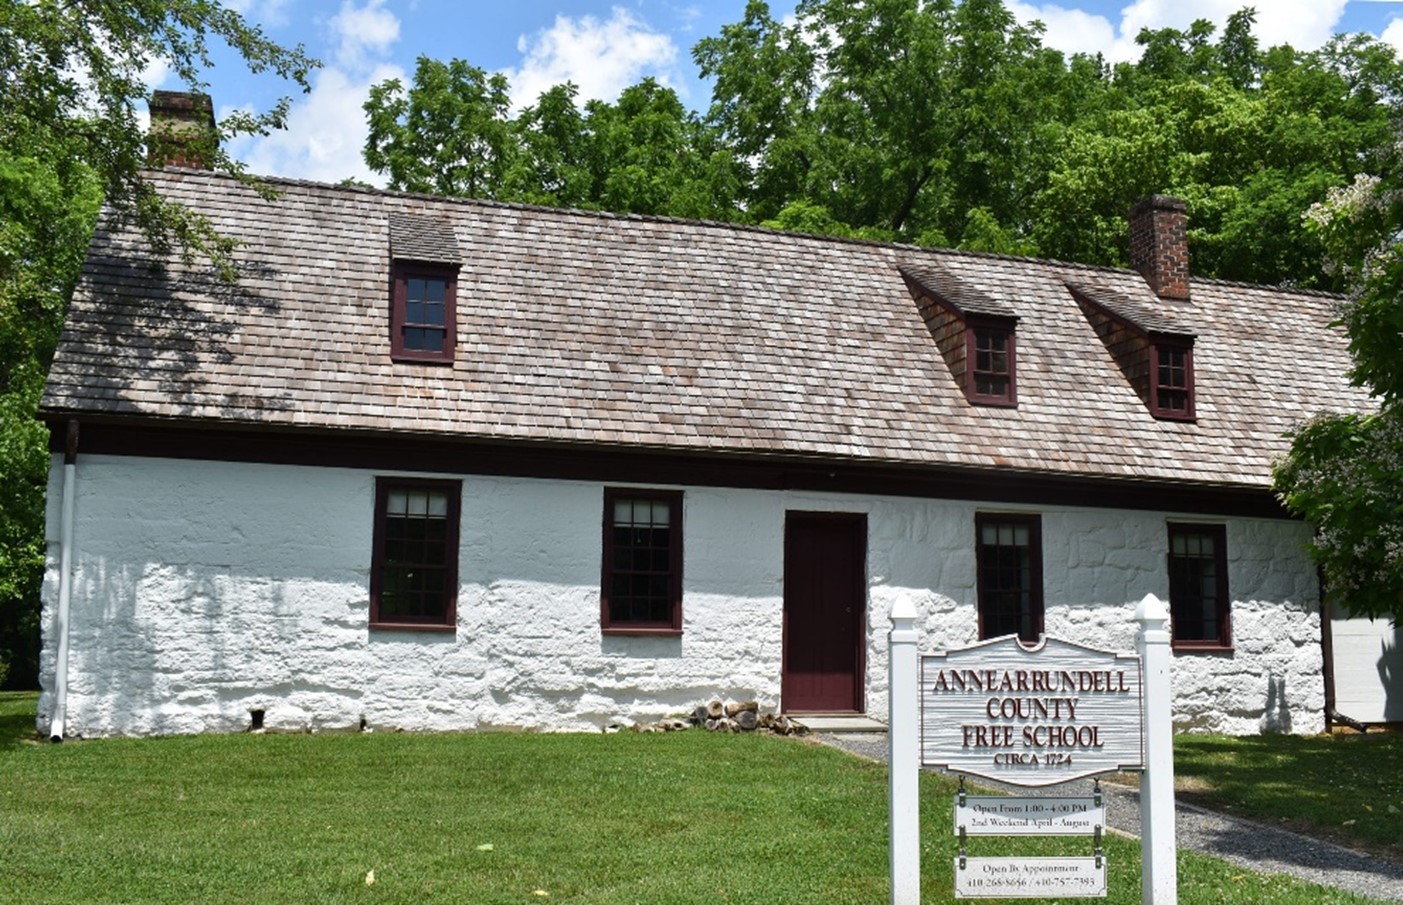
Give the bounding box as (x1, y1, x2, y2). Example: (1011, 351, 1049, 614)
(0, 1, 317, 687)
(364, 57, 516, 198)
(1031, 13, 1403, 287)
(1, 1, 316, 269)
(1274, 164, 1403, 623)
(0, 154, 101, 688)
(693, 0, 819, 223)
(698, 0, 1072, 247)
(363, 65, 745, 220)
(361, 2, 1398, 287)
(506, 83, 593, 208)
(583, 78, 744, 220)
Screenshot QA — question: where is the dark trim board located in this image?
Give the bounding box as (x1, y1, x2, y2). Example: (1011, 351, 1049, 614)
(45, 414, 1292, 519)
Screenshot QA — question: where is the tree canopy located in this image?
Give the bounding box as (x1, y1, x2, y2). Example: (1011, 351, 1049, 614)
(364, 60, 746, 221)
(365, 1, 1403, 293)
(1274, 166, 1403, 623)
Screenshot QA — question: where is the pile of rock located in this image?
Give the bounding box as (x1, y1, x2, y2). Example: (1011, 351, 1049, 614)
(690, 699, 804, 735)
(603, 699, 807, 735)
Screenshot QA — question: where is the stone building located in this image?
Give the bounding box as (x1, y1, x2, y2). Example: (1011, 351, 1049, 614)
(35, 97, 1380, 738)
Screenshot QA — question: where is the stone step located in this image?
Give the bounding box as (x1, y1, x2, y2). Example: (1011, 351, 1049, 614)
(790, 714, 888, 733)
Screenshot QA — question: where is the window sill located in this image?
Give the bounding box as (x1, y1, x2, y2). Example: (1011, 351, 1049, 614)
(390, 352, 455, 365)
(968, 395, 1017, 408)
(370, 622, 456, 633)
(602, 626, 684, 638)
(1172, 641, 1232, 653)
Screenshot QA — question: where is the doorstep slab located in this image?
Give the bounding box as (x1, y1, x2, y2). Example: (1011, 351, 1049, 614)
(791, 715, 888, 733)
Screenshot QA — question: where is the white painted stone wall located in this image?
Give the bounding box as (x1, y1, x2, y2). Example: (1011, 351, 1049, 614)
(39, 455, 1324, 737)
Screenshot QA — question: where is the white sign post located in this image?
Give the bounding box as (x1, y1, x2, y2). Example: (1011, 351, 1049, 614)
(887, 595, 1179, 904)
(1135, 593, 1178, 904)
(888, 599, 921, 905)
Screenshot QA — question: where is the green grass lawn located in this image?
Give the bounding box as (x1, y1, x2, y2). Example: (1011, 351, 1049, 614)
(1172, 731, 1403, 860)
(0, 692, 1388, 904)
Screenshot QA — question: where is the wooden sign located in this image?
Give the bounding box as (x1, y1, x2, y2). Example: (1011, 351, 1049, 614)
(955, 857, 1107, 899)
(921, 635, 1144, 787)
(955, 795, 1103, 836)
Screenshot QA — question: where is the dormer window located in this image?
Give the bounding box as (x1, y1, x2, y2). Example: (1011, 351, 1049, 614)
(1151, 337, 1193, 420)
(388, 212, 461, 364)
(901, 262, 1019, 408)
(1067, 279, 1196, 423)
(391, 261, 457, 362)
(967, 317, 1016, 406)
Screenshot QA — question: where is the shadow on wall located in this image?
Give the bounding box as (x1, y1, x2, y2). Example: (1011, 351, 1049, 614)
(1260, 673, 1292, 734)
(54, 546, 358, 737)
(1382, 625, 1403, 722)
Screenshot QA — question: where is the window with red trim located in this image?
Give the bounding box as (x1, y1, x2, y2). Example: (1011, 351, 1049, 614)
(370, 477, 460, 630)
(1167, 523, 1230, 650)
(1150, 339, 1194, 420)
(391, 262, 457, 362)
(965, 318, 1017, 406)
(602, 488, 683, 634)
(976, 513, 1042, 643)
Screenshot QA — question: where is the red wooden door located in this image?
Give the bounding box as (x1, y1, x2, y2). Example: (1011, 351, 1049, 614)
(782, 512, 867, 713)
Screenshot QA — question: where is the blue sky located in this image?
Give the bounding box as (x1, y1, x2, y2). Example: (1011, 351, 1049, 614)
(176, 1, 1403, 185)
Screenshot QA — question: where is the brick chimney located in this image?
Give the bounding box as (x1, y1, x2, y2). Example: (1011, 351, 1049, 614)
(147, 91, 216, 169)
(1128, 195, 1189, 300)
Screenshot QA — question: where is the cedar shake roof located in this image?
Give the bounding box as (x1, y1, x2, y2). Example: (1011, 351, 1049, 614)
(389, 212, 460, 263)
(43, 169, 1374, 490)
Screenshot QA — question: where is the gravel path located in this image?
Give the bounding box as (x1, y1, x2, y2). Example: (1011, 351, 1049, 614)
(817, 732, 1403, 902)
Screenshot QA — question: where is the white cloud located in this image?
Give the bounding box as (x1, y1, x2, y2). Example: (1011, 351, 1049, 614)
(228, 0, 404, 185)
(328, 0, 401, 69)
(1012, 0, 1351, 63)
(134, 56, 173, 136)
(1007, 3, 1118, 59)
(501, 7, 680, 110)
(1382, 17, 1403, 55)
(223, 0, 293, 28)
(141, 56, 172, 91)
(226, 62, 404, 185)
(1117, 0, 1348, 56)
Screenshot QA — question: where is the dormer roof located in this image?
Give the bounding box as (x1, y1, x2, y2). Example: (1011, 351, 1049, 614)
(900, 262, 1019, 320)
(389, 212, 460, 264)
(1065, 278, 1195, 338)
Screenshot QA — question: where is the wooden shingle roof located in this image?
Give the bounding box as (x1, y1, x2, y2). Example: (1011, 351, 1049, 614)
(42, 169, 1373, 491)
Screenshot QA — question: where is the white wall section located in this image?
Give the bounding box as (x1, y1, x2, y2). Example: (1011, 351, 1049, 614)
(1331, 611, 1403, 723)
(39, 455, 1324, 738)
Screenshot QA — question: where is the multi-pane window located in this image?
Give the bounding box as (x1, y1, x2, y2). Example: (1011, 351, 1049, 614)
(391, 262, 456, 362)
(965, 318, 1017, 406)
(976, 514, 1043, 643)
(601, 489, 682, 633)
(1167, 523, 1230, 649)
(1151, 340, 1194, 420)
(370, 478, 460, 629)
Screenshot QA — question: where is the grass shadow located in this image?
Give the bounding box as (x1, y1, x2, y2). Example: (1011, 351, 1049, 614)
(1175, 732, 1403, 860)
(0, 691, 40, 749)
